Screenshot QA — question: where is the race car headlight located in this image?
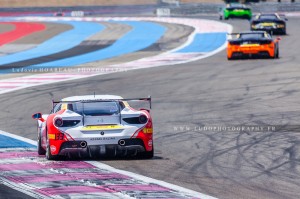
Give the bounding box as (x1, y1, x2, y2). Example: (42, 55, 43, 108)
(251, 24, 256, 29)
(54, 117, 63, 127)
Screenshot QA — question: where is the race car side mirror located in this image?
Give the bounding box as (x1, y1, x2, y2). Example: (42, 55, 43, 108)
(32, 113, 44, 122)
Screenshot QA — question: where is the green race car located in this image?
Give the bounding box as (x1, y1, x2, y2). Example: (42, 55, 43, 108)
(220, 3, 252, 20)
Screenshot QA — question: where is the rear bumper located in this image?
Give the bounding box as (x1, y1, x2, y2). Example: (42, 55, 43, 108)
(226, 13, 251, 19)
(227, 45, 275, 58)
(252, 27, 285, 34)
(231, 51, 271, 58)
(58, 138, 147, 157)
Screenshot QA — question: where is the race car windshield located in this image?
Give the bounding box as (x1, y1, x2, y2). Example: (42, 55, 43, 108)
(72, 101, 119, 116)
(229, 4, 244, 9)
(259, 15, 278, 20)
(240, 33, 264, 39)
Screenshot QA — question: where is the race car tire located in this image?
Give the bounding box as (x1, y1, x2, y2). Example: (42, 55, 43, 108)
(139, 148, 154, 159)
(283, 28, 287, 35)
(227, 56, 234, 60)
(46, 138, 58, 160)
(276, 48, 279, 59)
(37, 133, 46, 155)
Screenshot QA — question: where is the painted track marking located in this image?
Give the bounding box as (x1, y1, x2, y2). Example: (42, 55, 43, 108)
(0, 130, 217, 199)
(0, 17, 232, 94)
(0, 21, 105, 66)
(0, 22, 45, 46)
(29, 21, 166, 67)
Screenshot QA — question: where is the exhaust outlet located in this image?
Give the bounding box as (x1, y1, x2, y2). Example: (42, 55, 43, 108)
(118, 139, 126, 146)
(80, 141, 87, 148)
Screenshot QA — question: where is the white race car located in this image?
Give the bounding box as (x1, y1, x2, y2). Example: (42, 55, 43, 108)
(32, 95, 153, 160)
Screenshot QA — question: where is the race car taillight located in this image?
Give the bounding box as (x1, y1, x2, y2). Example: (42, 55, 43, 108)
(54, 118, 63, 127)
(139, 115, 148, 124)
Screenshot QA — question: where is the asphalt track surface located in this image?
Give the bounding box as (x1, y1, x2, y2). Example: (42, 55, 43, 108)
(0, 17, 300, 199)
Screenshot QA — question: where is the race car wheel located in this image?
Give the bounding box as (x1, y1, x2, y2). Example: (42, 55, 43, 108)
(139, 148, 154, 159)
(283, 28, 287, 35)
(46, 138, 58, 160)
(276, 48, 279, 59)
(227, 56, 234, 60)
(37, 133, 46, 155)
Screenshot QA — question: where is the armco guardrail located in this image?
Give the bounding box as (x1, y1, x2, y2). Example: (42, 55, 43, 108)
(251, 2, 300, 12)
(163, 2, 300, 16)
(1, 2, 299, 17)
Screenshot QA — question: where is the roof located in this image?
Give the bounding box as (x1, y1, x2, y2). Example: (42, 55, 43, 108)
(227, 3, 246, 8)
(61, 95, 123, 102)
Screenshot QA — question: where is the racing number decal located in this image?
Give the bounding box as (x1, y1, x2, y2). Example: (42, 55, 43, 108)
(143, 128, 153, 134)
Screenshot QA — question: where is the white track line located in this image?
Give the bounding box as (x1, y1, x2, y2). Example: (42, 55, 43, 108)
(0, 129, 217, 198)
(0, 130, 37, 146)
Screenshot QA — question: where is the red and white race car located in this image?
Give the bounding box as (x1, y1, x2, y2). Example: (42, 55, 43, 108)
(32, 95, 153, 160)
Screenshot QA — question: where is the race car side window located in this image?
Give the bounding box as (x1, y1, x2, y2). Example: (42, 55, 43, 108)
(68, 103, 74, 111)
(119, 101, 126, 110)
(51, 103, 62, 114)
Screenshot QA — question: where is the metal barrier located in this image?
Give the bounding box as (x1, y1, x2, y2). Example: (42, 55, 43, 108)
(160, 2, 300, 16)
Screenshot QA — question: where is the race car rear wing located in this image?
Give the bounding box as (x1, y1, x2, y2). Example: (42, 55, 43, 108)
(52, 96, 152, 109)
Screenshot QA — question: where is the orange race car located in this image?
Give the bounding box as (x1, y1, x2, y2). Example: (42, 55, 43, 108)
(227, 31, 281, 60)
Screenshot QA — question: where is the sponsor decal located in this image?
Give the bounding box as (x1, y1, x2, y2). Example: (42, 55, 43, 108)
(50, 145, 56, 152)
(90, 137, 116, 141)
(261, 22, 275, 26)
(81, 125, 123, 131)
(241, 44, 259, 47)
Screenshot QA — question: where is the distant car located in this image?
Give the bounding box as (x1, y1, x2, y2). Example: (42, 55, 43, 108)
(227, 31, 281, 60)
(219, 3, 252, 20)
(32, 95, 154, 160)
(54, 11, 65, 17)
(251, 13, 287, 35)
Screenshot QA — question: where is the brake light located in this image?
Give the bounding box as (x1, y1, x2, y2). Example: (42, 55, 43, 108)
(268, 43, 274, 48)
(135, 117, 153, 151)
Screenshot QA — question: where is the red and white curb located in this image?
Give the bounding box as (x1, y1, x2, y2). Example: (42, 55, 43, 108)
(0, 130, 217, 199)
(0, 17, 232, 94)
